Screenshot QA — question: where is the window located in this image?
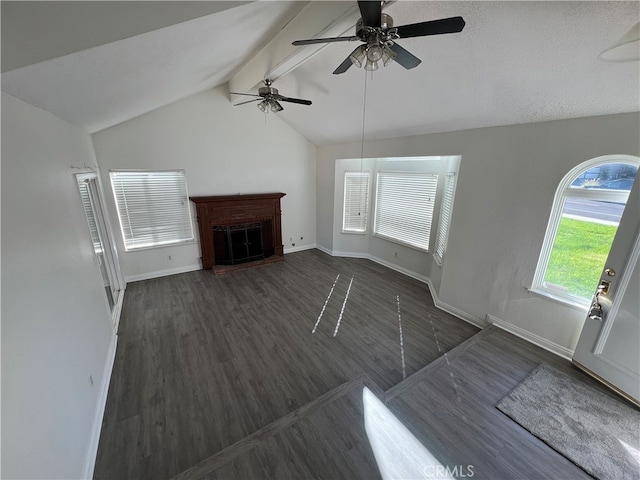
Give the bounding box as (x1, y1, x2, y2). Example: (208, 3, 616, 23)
(77, 173, 124, 317)
(532, 157, 638, 307)
(373, 172, 438, 251)
(435, 173, 457, 263)
(110, 170, 194, 251)
(343, 171, 370, 233)
(78, 180, 102, 253)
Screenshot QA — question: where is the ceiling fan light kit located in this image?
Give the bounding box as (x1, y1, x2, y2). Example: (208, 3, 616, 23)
(231, 79, 311, 114)
(349, 44, 367, 67)
(292, 1, 465, 75)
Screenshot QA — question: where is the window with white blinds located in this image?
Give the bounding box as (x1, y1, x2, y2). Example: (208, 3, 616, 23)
(343, 171, 370, 233)
(435, 173, 456, 262)
(109, 170, 194, 251)
(373, 172, 438, 251)
(78, 180, 103, 253)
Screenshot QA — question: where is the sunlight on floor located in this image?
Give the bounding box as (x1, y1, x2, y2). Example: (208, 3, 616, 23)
(363, 387, 472, 479)
(396, 295, 407, 379)
(619, 439, 640, 467)
(312, 274, 340, 334)
(333, 276, 354, 337)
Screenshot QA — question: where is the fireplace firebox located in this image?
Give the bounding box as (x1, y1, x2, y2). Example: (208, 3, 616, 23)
(190, 193, 285, 272)
(213, 221, 274, 265)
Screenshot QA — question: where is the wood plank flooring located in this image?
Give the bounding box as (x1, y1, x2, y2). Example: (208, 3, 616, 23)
(170, 326, 607, 480)
(94, 249, 479, 479)
(383, 326, 596, 480)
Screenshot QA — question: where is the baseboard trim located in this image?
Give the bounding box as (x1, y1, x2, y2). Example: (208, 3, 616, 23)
(82, 332, 118, 479)
(367, 254, 431, 285)
(425, 278, 487, 329)
(284, 244, 316, 254)
(315, 244, 332, 256)
(125, 264, 201, 283)
(486, 314, 574, 360)
(330, 250, 367, 259)
(111, 283, 126, 333)
(325, 250, 432, 285)
(322, 249, 485, 330)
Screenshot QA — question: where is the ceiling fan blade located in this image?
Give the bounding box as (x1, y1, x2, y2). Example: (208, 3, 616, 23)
(278, 96, 312, 106)
(389, 43, 422, 69)
(230, 92, 261, 97)
(333, 56, 354, 75)
(233, 98, 262, 106)
(292, 36, 359, 46)
(358, 1, 382, 28)
(396, 16, 466, 39)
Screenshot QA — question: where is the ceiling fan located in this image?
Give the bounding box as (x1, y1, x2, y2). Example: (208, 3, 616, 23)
(230, 79, 312, 112)
(292, 1, 465, 74)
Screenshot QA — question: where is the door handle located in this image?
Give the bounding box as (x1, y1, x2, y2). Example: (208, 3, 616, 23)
(588, 282, 609, 321)
(588, 298, 604, 321)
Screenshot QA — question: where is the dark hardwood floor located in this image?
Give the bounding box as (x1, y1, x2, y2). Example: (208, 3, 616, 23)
(95, 249, 602, 479)
(94, 249, 479, 479)
(173, 326, 601, 480)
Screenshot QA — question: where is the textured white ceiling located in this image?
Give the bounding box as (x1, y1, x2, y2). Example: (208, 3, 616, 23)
(2, 1, 638, 144)
(1, 1, 306, 133)
(273, 1, 640, 145)
(0, 1, 251, 72)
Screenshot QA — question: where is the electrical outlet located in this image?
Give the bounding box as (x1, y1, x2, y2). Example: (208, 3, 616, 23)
(168, 255, 173, 261)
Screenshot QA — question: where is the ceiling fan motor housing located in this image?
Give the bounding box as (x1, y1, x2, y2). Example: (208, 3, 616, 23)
(356, 14, 397, 49)
(356, 14, 394, 38)
(258, 86, 279, 97)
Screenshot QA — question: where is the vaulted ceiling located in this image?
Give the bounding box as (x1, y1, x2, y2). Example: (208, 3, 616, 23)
(2, 1, 639, 145)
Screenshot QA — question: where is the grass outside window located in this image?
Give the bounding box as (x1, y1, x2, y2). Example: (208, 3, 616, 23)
(544, 217, 617, 300)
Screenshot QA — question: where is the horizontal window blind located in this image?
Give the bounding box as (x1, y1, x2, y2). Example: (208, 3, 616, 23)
(435, 173, 456, 260)
(78, 180, 103, 253)
(110, 170, 194, 250)
(343, 171, 370, 233)
(374, 172, 438, 251)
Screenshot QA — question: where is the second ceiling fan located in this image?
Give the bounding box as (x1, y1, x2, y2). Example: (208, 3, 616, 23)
(292, 1, 465, 74)
(231, 79, 312, 113)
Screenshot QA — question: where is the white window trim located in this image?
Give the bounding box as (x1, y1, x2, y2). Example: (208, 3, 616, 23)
(110, 169, 195, 251)
(433, 172, 457, 266)
(373, 171, 438, 252)
(530, 155, 639, 308)
(342, 171, 371, 234)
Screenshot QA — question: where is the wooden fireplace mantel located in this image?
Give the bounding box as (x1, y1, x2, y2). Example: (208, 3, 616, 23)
(190, 193, 285, 270)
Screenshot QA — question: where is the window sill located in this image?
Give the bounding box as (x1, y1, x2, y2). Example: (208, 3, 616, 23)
(432, 253, 443, 268)
(341, 230, 368, 235)
(527, 287, 589, 313)
(124, 239, 196, 252)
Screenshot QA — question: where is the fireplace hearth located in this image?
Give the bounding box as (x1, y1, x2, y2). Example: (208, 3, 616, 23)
(190, 193, 285, 272)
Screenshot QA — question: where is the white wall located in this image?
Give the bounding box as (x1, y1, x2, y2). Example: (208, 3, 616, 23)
(1, 93, 116, 479)
(92, 86, 317, 281)
(317, 112, 640, 354)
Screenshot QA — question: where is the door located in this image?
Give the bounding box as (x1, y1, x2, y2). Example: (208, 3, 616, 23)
(76, 173, 124, 328)
(573, 173, 640, 405)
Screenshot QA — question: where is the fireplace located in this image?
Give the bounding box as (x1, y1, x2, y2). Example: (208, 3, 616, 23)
(213, 221, 274, 265)
(190, 193, 285, 272)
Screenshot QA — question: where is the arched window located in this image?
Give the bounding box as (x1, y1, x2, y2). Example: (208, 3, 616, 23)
(531, 155, 639, 308)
